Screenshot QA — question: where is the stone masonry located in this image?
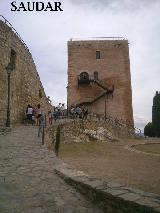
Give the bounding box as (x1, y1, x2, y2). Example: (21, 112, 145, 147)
(55, 163, 160, 213)
(0, 125, 102, 212)
(68, 39, 134, 125)
(0, 19, 53, 127)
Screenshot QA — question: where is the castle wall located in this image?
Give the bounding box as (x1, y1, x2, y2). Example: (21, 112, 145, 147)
(0, 20, 53, 126)
(68, 40, 133, 125)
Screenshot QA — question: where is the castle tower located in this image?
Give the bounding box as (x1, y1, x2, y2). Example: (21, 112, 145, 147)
(67, 38, 134, 125)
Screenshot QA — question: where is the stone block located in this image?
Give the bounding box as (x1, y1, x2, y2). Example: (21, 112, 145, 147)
(118, 192, 143, 202)
(136, 198, 160, 208)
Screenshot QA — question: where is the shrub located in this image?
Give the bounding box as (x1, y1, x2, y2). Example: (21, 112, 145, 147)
(144, 122, 155, 137)
(55, 125, 61, 156)
(39, 89, 43, 98)
(152, 92, 160, 137)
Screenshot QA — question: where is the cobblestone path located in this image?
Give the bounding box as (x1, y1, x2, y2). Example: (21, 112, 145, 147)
(0, 126, 102, 213)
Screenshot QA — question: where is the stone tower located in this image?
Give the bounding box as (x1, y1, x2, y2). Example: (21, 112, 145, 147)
(0, 17, 53, 126)
(67, 39, 133, 125)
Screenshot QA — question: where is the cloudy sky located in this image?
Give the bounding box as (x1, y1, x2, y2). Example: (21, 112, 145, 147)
(0, 0, 160, 130)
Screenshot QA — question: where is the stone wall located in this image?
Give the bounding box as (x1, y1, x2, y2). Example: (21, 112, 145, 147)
(44, 119, 137, 152)
(0, 20, 53, 126)
(68, 40, 134, 126)
(55, 164, 160, 213)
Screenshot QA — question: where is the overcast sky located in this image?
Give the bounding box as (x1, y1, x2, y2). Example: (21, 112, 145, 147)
(0, 0, 160, 130)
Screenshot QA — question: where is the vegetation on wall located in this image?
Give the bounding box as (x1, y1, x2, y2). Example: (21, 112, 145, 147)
(39, 89, 43, 99)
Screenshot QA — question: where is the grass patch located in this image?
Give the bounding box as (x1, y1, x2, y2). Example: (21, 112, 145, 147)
(134, 143, 160, 154)
(59, 141, 112, 158)
(58, 139, 160, 195)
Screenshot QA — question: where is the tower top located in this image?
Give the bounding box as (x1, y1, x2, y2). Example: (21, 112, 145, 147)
(70, 37, 126, 41)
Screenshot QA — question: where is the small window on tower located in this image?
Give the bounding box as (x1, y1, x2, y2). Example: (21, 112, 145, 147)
(96, 51, 101, 59)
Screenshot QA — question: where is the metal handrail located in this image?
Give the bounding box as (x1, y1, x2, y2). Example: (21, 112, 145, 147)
(88, 113, 141, 135)
(0, 15, 29, 51)
(64, 109, 141, 136)
(106, 116, 141, 135)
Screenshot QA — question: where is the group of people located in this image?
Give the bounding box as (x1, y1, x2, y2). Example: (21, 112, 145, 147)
(70, 105, 88, 119)
(25, 104, 43, 125)
(26, 103, 88, 127)
(26, 104, 45, 137)
(48, 103, 67, 125)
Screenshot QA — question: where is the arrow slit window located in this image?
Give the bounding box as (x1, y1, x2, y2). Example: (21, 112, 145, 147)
(96, 51, 101, 59)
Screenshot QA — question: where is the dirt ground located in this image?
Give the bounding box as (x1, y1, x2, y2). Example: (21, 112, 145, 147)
(59, 137, 160, 195)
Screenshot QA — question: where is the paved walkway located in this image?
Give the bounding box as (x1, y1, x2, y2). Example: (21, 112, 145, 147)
(0, 126, 102, 213)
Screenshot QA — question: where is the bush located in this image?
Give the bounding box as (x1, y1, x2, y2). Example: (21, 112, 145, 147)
(152, 91, 160, 137)
(54, 125, 61, 156)
(144, 122, 155, 137)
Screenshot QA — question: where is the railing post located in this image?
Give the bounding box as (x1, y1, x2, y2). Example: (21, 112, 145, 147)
(105, 98, 107, 121)
(42, 126, 44, 145)
(45, 114, 46, 128)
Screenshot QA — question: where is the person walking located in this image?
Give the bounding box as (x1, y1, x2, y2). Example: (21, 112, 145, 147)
(53, 108, 58, 121)
(57, 103, 61, 111)
(36, 104, 42, 125)
(38, 114, 45, 138)
(48, 111, 52, 125)
(26, 104, 33, 124)
(60, 103, 65, 117)
(75, 105, 82, 118)
(32, 107, 36, 125)
(70, 105, 76, 119)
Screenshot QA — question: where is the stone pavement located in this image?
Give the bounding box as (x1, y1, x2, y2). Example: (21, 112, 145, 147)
(0, 126, 102, 213)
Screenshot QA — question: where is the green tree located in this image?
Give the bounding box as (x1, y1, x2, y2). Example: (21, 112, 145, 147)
(144, 122, 155, 137)
(152, 91, 160, 137)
